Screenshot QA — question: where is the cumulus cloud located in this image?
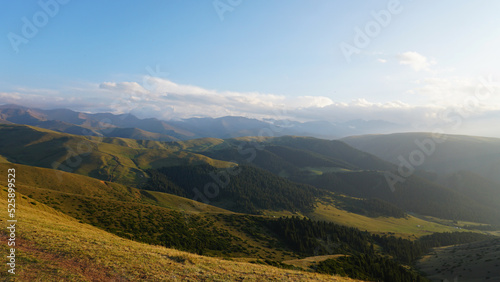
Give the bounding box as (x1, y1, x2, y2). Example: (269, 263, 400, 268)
(97, 77, 338, 120)
(397, 51, 436, 72)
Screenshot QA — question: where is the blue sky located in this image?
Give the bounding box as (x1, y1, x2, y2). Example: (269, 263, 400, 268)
(1, 0, 500, 135)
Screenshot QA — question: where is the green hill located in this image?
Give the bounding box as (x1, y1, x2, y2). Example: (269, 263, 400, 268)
(0, 124, 235, 186)
(143, 164, 322, 214)
(308, 170, 500, 224)
(342, 132, 500, 184)
(0, 187, 349, 281)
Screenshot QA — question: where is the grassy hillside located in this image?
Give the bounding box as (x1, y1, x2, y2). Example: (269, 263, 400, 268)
(1, 142, 495, 280)
(144, 164, 322, 214)
(2, 125, 497, 224)
(308, 201, 459, 239)
(268, 136, 395, 171)
(0, 190, 352, 281)
(0, 124, 235, 186)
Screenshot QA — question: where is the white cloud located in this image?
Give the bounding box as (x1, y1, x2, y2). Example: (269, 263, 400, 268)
(99, 82, 148, 94)
(397, 51, 436, 72)
(409, 76, 500, 110)
(377, 58, 387, 63)
(2, 76, 500, 137)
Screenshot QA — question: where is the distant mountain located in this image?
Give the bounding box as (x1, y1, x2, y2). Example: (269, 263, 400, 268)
(0, 104, 191, 141)
(342, 132, 500, 184)
(0, 104, 407, 140)
(169, 116, 271, 139)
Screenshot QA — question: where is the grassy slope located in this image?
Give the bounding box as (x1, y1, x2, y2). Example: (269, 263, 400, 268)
(307, 202, 460, 240)
(0, 163, 228, 215)
(0, 124, 235, 186)
(0, 163, 308, 262)
(1, 162, 463, 240)
(0, 190, 354, 281)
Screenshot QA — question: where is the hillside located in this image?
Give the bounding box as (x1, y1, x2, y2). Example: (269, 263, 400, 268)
(0, 124, 235, 186)
(307, 171, 500, 224)
(342, 132, 500, 184)
(0, 189, 352, 281)
(3, 124, 499, 225)
(416, 238, 500, 281)
(2, 124, 499, 280)
(3, 162, 465, 281)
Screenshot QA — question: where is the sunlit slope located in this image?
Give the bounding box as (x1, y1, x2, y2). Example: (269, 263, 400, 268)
(0, 124, 235, 185)
(307, 201, 460, 239)
(0, 190, 353, 281)
(0, 163, 311, 262)
(0, 163, 229, 215)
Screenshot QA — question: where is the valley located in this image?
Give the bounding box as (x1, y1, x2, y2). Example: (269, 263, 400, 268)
(1, 120, 499, 281)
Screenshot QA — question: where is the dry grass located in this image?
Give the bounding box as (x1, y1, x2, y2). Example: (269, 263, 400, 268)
(283, 255, 348, 269)
(0, 188, 358, 281)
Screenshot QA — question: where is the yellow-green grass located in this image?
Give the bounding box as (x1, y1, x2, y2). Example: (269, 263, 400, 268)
(301, 167, 353, 175)
(283, 255, 348, 270)
(0, 189, 355, 281)
(145, 190, 233, 214)
(0, 124, 236, 186)
(0, 163, 141, 202)
(0, 163, 235, 216)
(0, 163, 303, 262)
(0, 155, 10, 163)
(172, 137, 226, 151)
(411, 214, 497, 230)
(0, 189, 353, 281)
(307, 202, 460, 239)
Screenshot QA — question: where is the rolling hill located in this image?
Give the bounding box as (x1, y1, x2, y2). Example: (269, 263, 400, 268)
(0, 124, 235, 185)
(2, 124, 499, 225)
(0, 185, 352, 281)
(342, 132, 500, 184)
(2, 122, 499, 280)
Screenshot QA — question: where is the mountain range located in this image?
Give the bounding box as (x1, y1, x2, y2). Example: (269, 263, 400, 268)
(0, 104, 406, 140)
(1, 106, 499, 281)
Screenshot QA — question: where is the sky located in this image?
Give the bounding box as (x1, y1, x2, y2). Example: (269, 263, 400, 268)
(1, 0, 500, 136)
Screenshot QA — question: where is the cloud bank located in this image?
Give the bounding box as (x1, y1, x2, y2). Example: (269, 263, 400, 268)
(1, 73, 500, 137)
